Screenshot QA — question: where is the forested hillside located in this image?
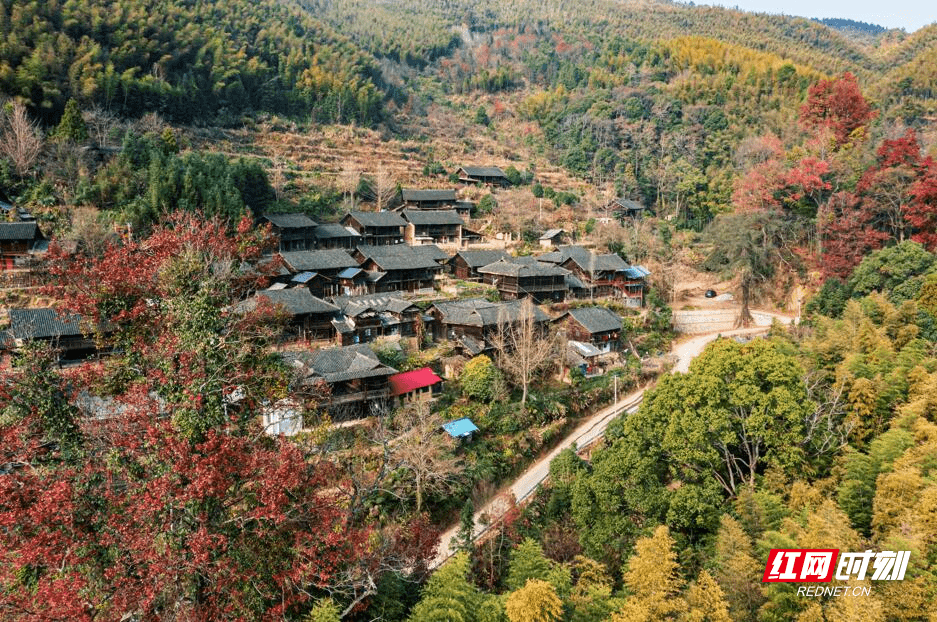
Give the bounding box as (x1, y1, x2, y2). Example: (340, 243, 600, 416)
(2, 0, 937, 620)
(0, 0, 383, 124)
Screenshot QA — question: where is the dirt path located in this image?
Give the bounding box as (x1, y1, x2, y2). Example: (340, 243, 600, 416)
(431, 314, 794, 567)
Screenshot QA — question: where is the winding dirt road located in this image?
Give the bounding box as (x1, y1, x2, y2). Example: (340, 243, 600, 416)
(431, 312, 793, 567)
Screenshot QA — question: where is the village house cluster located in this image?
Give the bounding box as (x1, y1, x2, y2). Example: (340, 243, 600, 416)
(0, 166, 650, 434)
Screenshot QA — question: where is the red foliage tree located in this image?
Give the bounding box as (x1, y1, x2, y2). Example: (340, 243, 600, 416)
(818, 191, 888, 279)
(857, 129, 927, 244)
(909, 157, 937, 251)
(800, 72, 876, 146)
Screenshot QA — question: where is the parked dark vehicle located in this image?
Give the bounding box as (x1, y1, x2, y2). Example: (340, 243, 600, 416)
(705, 289, 717, 298)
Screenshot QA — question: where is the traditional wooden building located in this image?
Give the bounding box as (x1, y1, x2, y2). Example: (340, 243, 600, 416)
(6, 308, 102, 363)
(342, 211, 406, 246)
(0, 222, 43, 271)
(402, 209, 465, 247)
(607, 197, 650, 220)
(238, 288, 338, 342)
(457, 166, 509, 186)
(555, 306, 623, 352)
(353, 245, 443, 294)
(260, 213, 317, 252)
(477, 258, 568, 303)
(400, 188, 457, 210)
(447, 249, 510, 281)
(312, 223, 361, 249)
(284, 344, 397, 420)
(539, 245, 639, 301)
(329, 293, 422, 346)
(277, 249, 359, 297)
(427, 298, 550, 355)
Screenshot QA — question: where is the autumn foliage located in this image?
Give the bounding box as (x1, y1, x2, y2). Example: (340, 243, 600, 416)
(799, 72, 876, 145)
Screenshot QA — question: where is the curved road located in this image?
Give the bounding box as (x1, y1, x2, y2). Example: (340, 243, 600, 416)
(432, 315, 792, 567)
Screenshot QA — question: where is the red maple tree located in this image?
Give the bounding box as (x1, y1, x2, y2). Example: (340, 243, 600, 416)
(800, 72, 876, 146)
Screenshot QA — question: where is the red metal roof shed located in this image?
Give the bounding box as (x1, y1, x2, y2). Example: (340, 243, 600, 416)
(388, 367, 443, 396)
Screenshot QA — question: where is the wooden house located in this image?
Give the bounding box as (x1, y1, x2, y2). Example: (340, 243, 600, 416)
(539, 245, 638, 301)
(329, 293, 422, 346)
(621, 265, 651, 307)
(277, 249, 359, 298)
(447, 249, 510, 281)
(342, 211, 406, 246)
(427, 298, 550, 355)
(260, 213, 317, 252)
(400, 188, 457, 210)
(6, 308, 103, 363)
(454, 201, 475, 218)
(607, 197, 650, 220)
(334, 267, 370, 297)
(312, 223, 361, 250)
(457, 166, 509, 186)
(555, 306, 623, 352)
(353, 245, 443, 294)
(402, 209, 464, 247)
(0, 222, 43, 271)
(237, 288, 338, 342)
(477, 258, 568, 303)
(284, 344, 397, 421)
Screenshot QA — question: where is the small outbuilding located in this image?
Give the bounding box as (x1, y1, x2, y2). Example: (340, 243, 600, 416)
(442, 417, 479, 439)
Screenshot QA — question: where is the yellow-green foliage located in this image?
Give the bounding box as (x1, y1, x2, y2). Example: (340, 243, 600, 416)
(665, 36, 822, 81)
(504, 579, 563, 622)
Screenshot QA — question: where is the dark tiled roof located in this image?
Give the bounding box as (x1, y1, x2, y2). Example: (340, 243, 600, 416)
(459, 166, 506, 178)
(555, 246, 630, 273)
(9, 308, 84, 340)
(477, 259, 568, 278)
(565, 306, 623, 334)
(450, 249, 510, 268)
(314, 223, 360, 239)
(262, 212, 317, 229)
(356, 245, 442, 271)
(402, 188, 457, 203)
(345, 211, 406, 228)
(0, 222, 39, 241)
(289, 344, 397, 383)
(609, 197, 647, 211)
(279, 250, 357, 272)
(402, 209, 464, 226)
(409, 244, 449, 263)
(331, 293, 418, 317)
(432, 298, 549, 327)
(244, 288, 338, 316)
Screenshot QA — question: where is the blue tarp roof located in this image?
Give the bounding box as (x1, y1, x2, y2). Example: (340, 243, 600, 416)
(291, 271, 317, 283)
(337, 267, 364, 279)
(624, 265, 651, 279)
(442, 417, 479, 438)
